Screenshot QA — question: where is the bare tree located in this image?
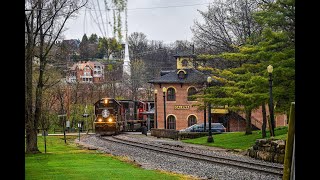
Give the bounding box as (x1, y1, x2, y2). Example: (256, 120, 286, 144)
(25, 0, 87, 154)
(170, 40, 193, 53)
(40, 86, 59, 132)
(130, 59, 146, 101)
(70, 81, 81, 129)
(104, 61, 123, 98)
(191, 0, 262, 54)
(38, 65, 63, 130)
(128, 32, 148, 60)
(25, 0, 37, 154)
(56, 82, 68, 129)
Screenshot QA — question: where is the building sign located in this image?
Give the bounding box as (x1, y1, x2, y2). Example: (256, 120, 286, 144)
(174, 105, 190, 110)
(211, 109, 229, 114)
(210, 105, 229, 114)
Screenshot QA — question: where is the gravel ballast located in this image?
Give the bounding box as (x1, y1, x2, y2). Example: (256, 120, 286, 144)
(78, 134, 282, 180)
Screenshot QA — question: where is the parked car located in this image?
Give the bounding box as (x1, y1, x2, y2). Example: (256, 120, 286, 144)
(180, 123, 226, 133)
(179, 124, 199, 132)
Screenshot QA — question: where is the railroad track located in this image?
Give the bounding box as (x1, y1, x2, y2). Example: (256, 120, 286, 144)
(98, 135, 283, 177)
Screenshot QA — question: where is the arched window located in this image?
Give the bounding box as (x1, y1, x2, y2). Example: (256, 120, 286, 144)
(167, 88, 176, 101)
(178, 71, 186, 79)
(167, 115, 176, 129)
(187, 87, 197, 101)
(188, 115, 197, 127)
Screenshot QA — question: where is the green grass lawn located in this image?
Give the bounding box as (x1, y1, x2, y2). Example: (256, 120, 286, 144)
(25, 136, 196, 180)
(182, 126, 288, 151)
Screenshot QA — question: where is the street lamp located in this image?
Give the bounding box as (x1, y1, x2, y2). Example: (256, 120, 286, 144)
(83, 105, 88, 132)
(203, 83, 207, 132)
(162, 87, 167, 129)
(154, 89, 158, 128)
(207, 76, 214, 143)
(267, 65, 275, 137)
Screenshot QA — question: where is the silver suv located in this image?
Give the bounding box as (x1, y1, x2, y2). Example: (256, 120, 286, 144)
(180, 123, 226, 133)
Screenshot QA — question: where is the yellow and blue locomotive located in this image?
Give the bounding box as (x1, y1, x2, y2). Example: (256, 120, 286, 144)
(94, 98, 125, 135)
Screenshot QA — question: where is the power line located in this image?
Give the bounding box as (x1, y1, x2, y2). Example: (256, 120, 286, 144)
(96, 0, 107, 37)
(82, 2, 211, 11)
(83, 7, 87, 35)
(127, 2, 211, 10)
(90, 1, 105, 36)
(104, 0, 110, 37)
(107, 6, 112, 37)
(89, 5, 105, 37)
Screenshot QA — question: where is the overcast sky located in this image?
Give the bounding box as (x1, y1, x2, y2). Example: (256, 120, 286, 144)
(63, 0, 215, 43)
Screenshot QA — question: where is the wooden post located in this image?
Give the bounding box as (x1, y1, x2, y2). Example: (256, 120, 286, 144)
(290, 135, 295, 180)
(283, 102, 295, 180)
(58, 114, 67, 144)
(43, 129, 47, 153)
(63, 116, 66, 144)
(78, 123, 81, 141)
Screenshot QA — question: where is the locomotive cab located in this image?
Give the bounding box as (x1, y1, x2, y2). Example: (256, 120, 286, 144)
(94, 98, 124, 135)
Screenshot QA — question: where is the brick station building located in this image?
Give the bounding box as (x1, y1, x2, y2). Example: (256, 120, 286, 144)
(149, 53, 248, 131)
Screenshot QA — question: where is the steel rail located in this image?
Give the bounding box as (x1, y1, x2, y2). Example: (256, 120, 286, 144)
(97, 136, 283, 177)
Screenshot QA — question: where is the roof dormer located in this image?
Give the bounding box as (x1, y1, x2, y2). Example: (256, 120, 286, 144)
(177, 69, 187, 79)
(174, 52, 196, 70)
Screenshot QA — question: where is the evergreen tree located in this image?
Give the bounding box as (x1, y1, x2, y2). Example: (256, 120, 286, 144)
(89, 33, 98, 43)
(79, 34, 89, 59)
(202, 67, 268, 135)
(98, 37, 123, 60)
(197, 0, 295, 135)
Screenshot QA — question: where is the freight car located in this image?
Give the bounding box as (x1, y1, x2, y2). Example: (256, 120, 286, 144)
(118, 100, 154, 131)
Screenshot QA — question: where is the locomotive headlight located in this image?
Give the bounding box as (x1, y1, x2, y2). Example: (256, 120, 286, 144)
(104, 99, 108, 104)
(108, 118, 113, 122)
(98, 118, 102, 122)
